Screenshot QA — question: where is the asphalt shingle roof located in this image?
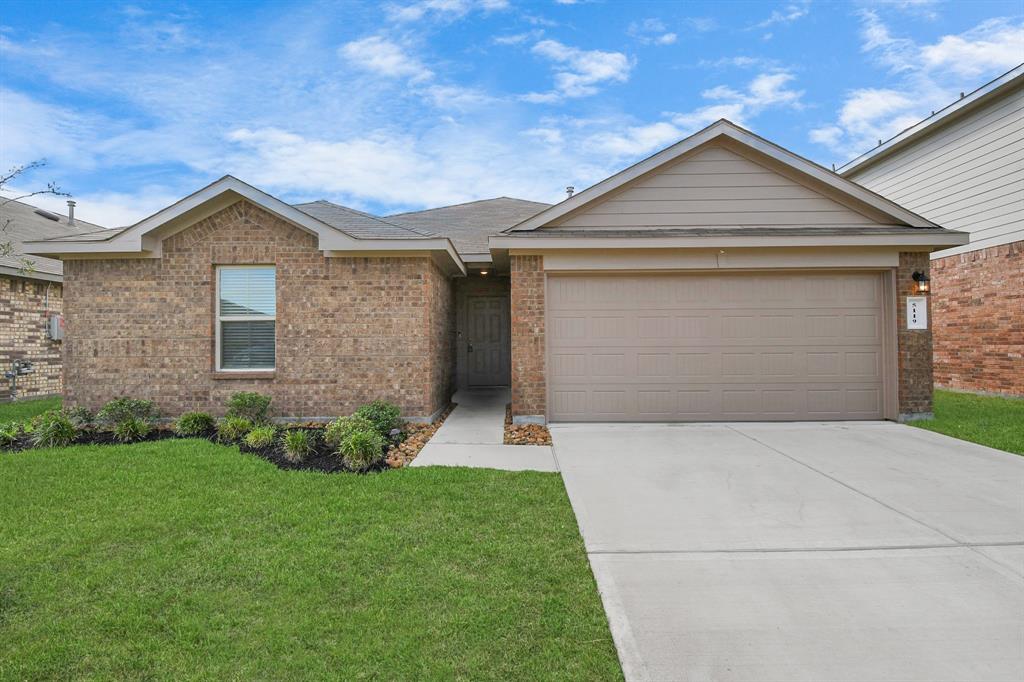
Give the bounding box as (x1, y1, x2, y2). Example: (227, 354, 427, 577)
(0, 199, 109, 279)
(387, 197, 551, 255)
(293, 200, 436, 239)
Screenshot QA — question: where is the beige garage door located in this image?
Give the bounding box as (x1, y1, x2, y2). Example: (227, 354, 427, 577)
(547, 272, 887, 422)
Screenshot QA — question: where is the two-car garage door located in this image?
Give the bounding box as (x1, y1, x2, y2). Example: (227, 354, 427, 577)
(547, 271, 888, 422)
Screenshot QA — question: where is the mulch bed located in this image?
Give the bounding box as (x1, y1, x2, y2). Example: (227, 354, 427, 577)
(2, 407, 455, 475)
(504, 404, 552, 446)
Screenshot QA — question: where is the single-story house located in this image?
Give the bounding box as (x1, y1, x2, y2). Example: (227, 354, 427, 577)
(841, 64, 1023, 397)
(1, 198, 106, 401)
(26, 120, 968, 423)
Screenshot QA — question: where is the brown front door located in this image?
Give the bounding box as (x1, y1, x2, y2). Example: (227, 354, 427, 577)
(467, 296, 510, 386)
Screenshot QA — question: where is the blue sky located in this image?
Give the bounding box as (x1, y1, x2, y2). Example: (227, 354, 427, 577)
(1, 0, 1022, 227)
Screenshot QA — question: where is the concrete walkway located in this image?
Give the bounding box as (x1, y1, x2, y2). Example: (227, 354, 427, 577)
(411, 388, 557, 472)
(553, 422, 1024, 682)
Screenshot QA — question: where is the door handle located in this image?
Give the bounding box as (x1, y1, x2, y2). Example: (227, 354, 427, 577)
(467, 342, 474, 353)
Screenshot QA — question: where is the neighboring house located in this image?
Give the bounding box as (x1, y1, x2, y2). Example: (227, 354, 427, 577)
(841, 65, 1023, 397)
(0, 199, 106, 401)
(25, 120, 966, 423)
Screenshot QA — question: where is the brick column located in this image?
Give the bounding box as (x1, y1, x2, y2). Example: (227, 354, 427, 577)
(510, 255, 546, 423)
(896, 252, 933, 419)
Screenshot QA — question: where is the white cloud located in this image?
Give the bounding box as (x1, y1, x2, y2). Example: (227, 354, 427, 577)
(338, 36, 433, 81)
(921, 18, 1024, 76)
(628, 19, 678, 46)
(585, 121, 682, 156)
(685, 17, 717, 33)
(385, 0, 508, 23)
(525, 39, 633, 100)
(811, 14, 1024, 159)
(493, 30, 543, 45)
(753, 2, 810, 29)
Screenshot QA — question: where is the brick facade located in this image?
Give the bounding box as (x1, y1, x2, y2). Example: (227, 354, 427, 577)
(0, 274, 63, 401)
(931, 241, 1023, 397)
(896, 251, 934, 418)
(62, 200, 453, 420)
(509, 255, 545, 421)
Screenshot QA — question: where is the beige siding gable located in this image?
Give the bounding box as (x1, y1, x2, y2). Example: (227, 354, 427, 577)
(550, 144, 886, 230)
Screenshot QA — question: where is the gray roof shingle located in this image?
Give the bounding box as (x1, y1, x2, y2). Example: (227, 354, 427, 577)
(293, 200, 436, 239)
(387, 197, 550, 255)
(0, 199, 109, 280)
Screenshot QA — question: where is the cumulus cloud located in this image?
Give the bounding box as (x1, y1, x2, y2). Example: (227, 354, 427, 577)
(338, 36, 433, 81)
(524, 39, 633, 101)
(811, 14, 1024, 159)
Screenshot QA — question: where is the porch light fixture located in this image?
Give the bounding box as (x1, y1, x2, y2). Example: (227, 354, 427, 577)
(912, 271, 930, 294)
(479, 270, 489, 276)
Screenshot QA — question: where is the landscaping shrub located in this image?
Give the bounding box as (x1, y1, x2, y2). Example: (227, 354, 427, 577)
(96, 398, 158, 427)
(217, 416, 253, 444)
(243, 425, 277, 449)
(354, 400, 402, 439)
(62, 406, 94, 429)
(281, 429, 317, 463)
(324, 415, 375, 449)
(113, 417, 151, 444)
(31, 410, 78, 448)
(226, 392, 272, 423)
(0, 422, 22, 449)
(175, 412, 216, 437)
(339, 428, 385, 471)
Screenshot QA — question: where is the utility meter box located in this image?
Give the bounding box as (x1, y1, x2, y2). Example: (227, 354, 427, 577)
(48, 314, 65, 341)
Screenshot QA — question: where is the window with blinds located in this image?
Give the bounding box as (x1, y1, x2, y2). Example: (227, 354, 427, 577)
(216, 266, 276, 371)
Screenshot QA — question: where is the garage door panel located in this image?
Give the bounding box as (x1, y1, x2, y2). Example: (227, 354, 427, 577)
(548, 272, 887, 421)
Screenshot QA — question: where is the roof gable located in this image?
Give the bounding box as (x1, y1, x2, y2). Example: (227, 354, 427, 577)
(509, 120, 937, 232)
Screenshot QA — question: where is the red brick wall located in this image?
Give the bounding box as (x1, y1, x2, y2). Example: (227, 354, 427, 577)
(426, 261, 456, 418)
(896, 252, 934, 418)
(0, 275, 63, 401)
(510, 255, 545, 420)
(931, 241, 1023, 396)
(62, 200, 453, 419)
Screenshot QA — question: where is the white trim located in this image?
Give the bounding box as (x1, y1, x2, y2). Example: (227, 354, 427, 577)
(507, 120, 938, 232)
(839, 64, 1024, 175)
(215, 265, 276, 372)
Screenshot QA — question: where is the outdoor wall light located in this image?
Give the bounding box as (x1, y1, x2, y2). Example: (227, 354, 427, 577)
(479, 270, 489, 276)
(912, 271, 930, 294)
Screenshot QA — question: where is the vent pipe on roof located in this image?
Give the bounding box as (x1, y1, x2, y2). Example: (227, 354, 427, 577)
(66, 200, 76, 226)
(566, 186, 574, 198)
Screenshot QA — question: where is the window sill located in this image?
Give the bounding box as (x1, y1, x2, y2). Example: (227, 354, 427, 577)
(212, 371, 276, 380)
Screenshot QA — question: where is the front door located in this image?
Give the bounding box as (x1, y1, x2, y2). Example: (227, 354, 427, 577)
(467, 296, 510, 386)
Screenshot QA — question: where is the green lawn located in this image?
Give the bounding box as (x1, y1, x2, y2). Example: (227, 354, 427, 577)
(912, 389, 1024, 455)
(0, 395, 61, 422)
(0, 440, 621, 681)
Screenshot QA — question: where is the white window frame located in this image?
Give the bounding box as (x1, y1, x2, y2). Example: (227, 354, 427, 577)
(215, 264, 276, 372)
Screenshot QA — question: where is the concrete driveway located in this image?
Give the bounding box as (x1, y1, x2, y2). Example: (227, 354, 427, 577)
(551, 422, 1024, 682)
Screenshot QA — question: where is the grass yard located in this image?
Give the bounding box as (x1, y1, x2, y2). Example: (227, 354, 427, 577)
(0, 395, 61, 422)
(0, 440, 622, 681)
(912, 389, 1024, 455)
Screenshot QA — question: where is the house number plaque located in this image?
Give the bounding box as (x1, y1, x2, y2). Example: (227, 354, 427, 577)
(907, 296, 928, 330)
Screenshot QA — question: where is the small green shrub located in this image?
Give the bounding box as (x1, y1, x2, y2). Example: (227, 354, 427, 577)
(324, 415, 375, 449)
(0, 422, 23, 449)
(339, 428, 385, 471)
(354, 400, 402, 438)
(226, 392, 272, 423)
(113, 417, 151, 443)
(243, 425, 277, 449)
(96, 398, 158, 427)
(217, 416, 253, 443)
(281, 429, 317, 463)
(31, 410, 78, 448)
(62, 406, 94, 429)
(175, 412, 216, 437)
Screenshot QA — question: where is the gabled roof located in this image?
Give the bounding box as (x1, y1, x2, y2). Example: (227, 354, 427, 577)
(840, 63, 1024, 176)
(507, 119, 939, 233)
(293, 200, 437, 239)
(24, 176, 466, 274)
(388, 197, 550, 255)
(0, 198, 108, 281)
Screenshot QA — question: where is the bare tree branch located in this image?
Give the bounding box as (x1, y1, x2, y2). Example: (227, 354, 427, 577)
(0, 160, 70, 274)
